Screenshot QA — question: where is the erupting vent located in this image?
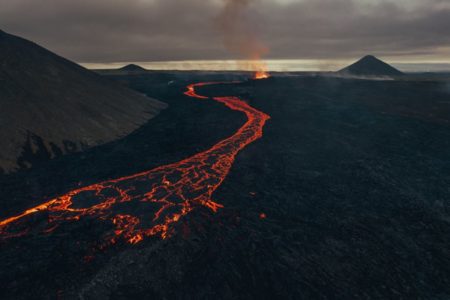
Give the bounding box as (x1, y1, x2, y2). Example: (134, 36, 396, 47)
(254, 71, 270, 79)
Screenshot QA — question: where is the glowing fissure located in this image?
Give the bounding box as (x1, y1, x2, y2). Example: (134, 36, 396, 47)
(0, 81, 270, 247)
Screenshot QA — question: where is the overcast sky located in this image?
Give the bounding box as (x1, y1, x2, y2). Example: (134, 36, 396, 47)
(1, 0, 449, 64)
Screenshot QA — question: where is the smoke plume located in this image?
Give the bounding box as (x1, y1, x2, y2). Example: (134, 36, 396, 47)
(216, 0, 269, 76)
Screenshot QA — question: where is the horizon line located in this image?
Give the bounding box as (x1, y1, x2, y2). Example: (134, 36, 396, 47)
(80, 59, 450, 73)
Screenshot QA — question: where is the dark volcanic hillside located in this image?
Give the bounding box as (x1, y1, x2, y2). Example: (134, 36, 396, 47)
(0, 30, 166, 173)
(338, 55, 404, 77)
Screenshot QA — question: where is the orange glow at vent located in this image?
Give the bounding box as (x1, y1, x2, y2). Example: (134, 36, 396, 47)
(254, 71, 270, 80)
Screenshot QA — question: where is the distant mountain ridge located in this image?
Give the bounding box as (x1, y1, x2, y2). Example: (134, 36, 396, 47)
(0, 30, 167, 173)
(120, 64, 147, 72)
(338, 55, 404, 77)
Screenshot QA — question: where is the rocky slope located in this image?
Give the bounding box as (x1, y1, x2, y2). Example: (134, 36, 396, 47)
(0, 30, 167, 172)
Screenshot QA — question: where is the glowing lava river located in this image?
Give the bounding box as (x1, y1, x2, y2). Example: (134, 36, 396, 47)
(0, 81, 270, 249)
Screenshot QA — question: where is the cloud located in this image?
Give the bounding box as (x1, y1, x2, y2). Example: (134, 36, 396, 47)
(1, 0, 449, 62)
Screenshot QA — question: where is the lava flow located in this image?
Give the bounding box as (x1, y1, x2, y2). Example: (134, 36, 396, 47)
(0, 80, 270, 247)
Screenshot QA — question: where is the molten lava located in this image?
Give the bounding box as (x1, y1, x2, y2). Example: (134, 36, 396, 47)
(254, 71, 270, 80)
(0, 81, 270, 249)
